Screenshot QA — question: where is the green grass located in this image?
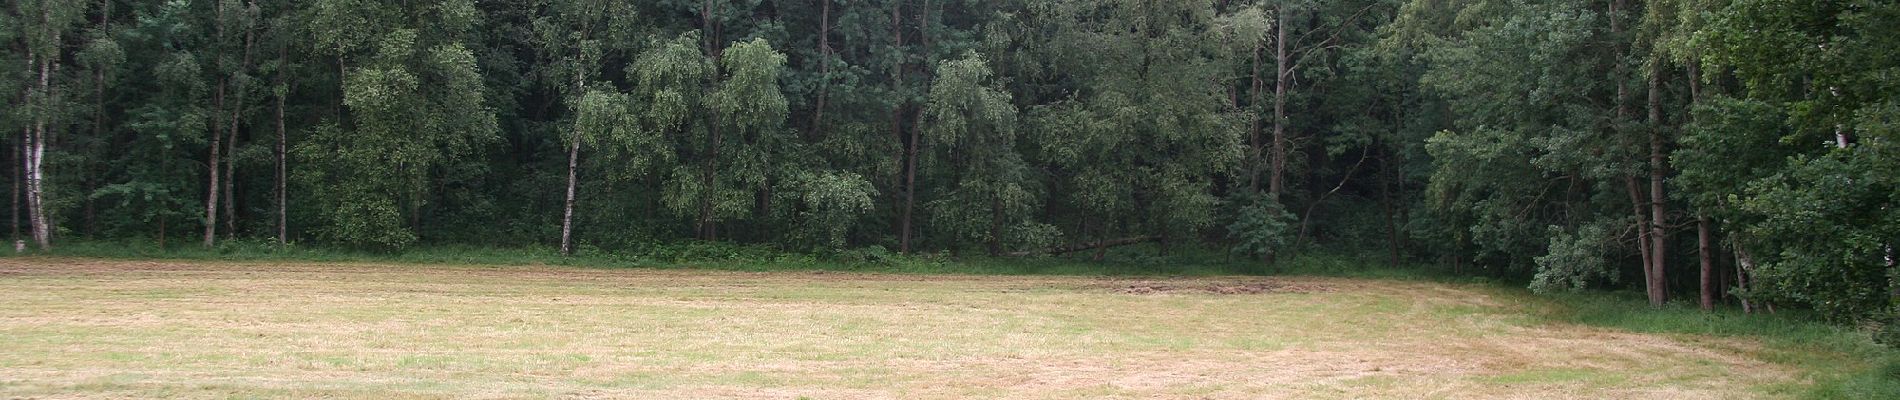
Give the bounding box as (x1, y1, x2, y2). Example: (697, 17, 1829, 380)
(1479, 368, 1622, 385)
(1526, 291, 1900, 399)
(10, 239, 1899, 398)
(1, 256, 1853, 398)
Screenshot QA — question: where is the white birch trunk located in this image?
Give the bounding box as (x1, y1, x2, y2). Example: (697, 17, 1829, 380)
(26, 47, 53, 250)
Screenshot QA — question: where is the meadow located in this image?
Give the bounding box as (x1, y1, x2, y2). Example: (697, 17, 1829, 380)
(3, 256, 1892, 399)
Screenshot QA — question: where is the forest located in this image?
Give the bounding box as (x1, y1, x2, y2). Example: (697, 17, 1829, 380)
(4, 0, 1897, 337)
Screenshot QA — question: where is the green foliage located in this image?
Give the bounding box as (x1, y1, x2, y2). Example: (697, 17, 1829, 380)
(1227, 193, 1294, 261)
(1737, 149, 1897, 321)
(1017, 0, 1243, 247)
(658, 37, 789, 226)
(921, 51, 1031, 253)
(1674, 97, 1790, 213)
(573, 88, 668, 173)
(778, 170, 876, 251)
(1004, 222, 1064, 254)
(307, 0, 393, 57)
(711, 39, 789, 135)
(1530, 222, 1618, 293)
(294, 1, 499, 249)
(1418, 0, 1619, 273)
(628, 34, 709, 133)
(1877, 306, 1900, 348)
(1690, 0, 1900, 325)
(318, 190, 417, 250)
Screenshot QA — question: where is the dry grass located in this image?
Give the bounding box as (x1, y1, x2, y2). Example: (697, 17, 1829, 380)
(0, 257, 1801, 399)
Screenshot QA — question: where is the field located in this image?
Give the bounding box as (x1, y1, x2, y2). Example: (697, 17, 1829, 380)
(0, 257, 1877, 399)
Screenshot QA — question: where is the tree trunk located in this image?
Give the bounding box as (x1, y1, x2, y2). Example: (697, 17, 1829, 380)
(157, 205, 166, 248)
(906, 0, 936, 254)
(1248, 41, 1264, 193)
(558, 78, 584, 255)
(204, 1, 226, 248)
(893, 1, 914, 254)
(221, 124, 236, 239)
(26, 106, 45, 250)
(1735, 244, 1757, 313)
(902, 110, 921, 253)
(1688, 58, 1709, 311)
(275, 40, 288, 247)
(224, 8, 257, 239)
(1626, 176, 1655, 300)
(88, 0, 108, 238)
(1378, 146, 1401, 267)
(920, 0, 932, 54)
(26, 35, 55, 250)
(1698, 216, 1714, 311)
(160, 144, 170, 247)
(204, 79, 224, 248)
(559, 18, 596, 255)
(1718, 246, 1731, 306)
(696, 0, 721, 241)
(1608, 0, 1664, 307)
(987, 196, 1003, 256)
(1647, 57, 1669, 307)
(13, 18, 32, 245)
(13, 124, 20, 242)
(559, 134, 581, 255)
(808, 0, 831, 140)
(1269, 6, 1289, 200)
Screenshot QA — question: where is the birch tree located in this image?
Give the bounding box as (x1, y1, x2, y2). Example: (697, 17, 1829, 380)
(659, 37, 788, 241)
(14, 0, 85, 250)
(921, 52, 1027, 255)
(538, 0, 639, 255)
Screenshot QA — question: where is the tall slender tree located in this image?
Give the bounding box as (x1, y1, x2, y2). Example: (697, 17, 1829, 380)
(672, 38, 788, 241)
(541, 0, 638, 255)
(16, 0, 85, 250)
(920, 51, 1023, 255)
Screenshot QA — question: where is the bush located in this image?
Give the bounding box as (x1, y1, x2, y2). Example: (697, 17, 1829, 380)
(1529, 222, 1619, 293)
(1227, 193, 1294, 261)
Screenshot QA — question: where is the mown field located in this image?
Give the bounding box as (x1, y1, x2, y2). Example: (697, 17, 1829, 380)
(0, 257, 1886, 399)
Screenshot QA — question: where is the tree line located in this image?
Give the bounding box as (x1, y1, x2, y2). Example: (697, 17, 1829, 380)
(5, 0, 1896, 328)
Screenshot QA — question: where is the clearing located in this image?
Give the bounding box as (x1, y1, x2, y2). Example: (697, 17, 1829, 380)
(0, 258, 1814, 398)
